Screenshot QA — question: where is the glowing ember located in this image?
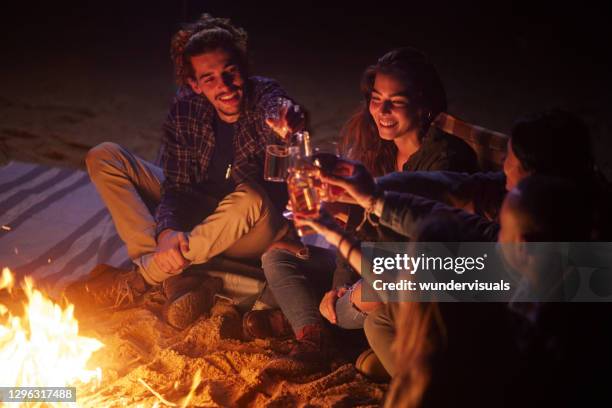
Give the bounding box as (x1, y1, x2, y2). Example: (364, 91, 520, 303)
(0, 268, 103, 406)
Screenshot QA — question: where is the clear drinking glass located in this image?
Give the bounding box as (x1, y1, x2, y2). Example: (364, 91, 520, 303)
(311, 141, 345, 201)
(287, 166, 326, 236)
(263, 144, 290, 182)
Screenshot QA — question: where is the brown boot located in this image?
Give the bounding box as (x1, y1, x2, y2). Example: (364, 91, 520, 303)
(64, 264, 149, 311)
(289, 324, 330, 362)
(242, 309, 293, 340)
(162, 274, 223, 330)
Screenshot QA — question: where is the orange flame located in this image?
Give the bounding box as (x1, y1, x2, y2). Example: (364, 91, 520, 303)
(1, 267, 14, 292)
(0, 268, 103, 406)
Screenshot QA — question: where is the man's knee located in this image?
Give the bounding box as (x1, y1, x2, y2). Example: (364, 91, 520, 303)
(228, 182, 268, 220)
(85, 142, 123, 175)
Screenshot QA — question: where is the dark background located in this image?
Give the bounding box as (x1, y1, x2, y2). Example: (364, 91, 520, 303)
(1, 0, 610, 176)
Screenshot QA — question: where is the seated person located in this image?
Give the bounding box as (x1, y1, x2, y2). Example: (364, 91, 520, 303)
(385, 176, 608, 407)
(247, 47, 478, 361)
(334, 46, 478, 292)
(65, 14, 305, 329)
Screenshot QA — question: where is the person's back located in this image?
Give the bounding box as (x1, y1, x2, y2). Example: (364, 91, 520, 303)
(386, 176, 610, 407)
(498, 176, 610, 406)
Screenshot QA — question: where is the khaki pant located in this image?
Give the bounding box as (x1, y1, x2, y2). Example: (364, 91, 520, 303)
(86, 142, 287, 284)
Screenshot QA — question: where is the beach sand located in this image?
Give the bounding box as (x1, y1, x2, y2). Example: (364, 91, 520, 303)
(74, 300, 386, 407)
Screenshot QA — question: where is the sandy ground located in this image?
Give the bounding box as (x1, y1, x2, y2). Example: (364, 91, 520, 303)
(0, 285, 385, 407)
(73, 299, 385, 407)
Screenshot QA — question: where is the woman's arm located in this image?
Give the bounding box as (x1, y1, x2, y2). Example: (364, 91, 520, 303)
(294, 212, 364, 275)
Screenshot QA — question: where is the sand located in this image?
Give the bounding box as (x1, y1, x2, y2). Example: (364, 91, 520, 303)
(73, 300, 386, 407)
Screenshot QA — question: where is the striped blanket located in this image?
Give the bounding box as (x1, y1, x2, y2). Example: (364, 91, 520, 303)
(0, 161, 129, 295)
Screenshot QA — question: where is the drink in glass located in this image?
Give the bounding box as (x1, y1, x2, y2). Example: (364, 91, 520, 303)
(287, 166, 327, 236)
(311, 142, 345, 201)
(264, 144, 289, 182)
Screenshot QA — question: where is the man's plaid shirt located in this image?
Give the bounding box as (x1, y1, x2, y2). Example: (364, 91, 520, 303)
(155, 76, 289, 236)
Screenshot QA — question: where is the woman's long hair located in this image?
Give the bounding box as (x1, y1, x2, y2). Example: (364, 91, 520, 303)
(385, 215, 469, 408)
(340, 48, 447, 177)
(385, 302, 444, 408)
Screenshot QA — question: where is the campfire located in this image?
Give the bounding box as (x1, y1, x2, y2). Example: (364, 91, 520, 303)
(0, 267, 205, 407)
(0, 267, 103, 406)
(0, 266, 385, 406)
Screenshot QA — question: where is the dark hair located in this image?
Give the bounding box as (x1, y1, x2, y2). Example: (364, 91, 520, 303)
(340, 47, 447, 176)
(414, 213, 484, 242)
(170, 14, 248, 86)
(511, 109, 594, 181)
(513, 175, 593, 241)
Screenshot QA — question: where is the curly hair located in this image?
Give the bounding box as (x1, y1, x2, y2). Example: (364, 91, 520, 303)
(340, 47, 447, 177)
(170, 14, 248, 86)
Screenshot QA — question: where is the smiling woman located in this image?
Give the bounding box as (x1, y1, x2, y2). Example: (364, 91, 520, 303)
(325, 48, 481, 342)
(340, 47, 478, 176)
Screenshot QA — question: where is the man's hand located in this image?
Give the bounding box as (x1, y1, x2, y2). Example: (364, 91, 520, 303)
(321, 159, 378, 209)
(319, 287, 348, 325)
(265, 98, 306, 139)
(154, 229, 190, 275)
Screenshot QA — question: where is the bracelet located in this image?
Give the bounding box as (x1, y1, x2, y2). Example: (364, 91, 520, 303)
(365, 208, 380, 228)
(356, 194, 381, 231)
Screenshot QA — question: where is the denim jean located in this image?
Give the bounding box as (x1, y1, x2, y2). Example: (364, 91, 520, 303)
(261, 245, 336, 333)
(335, 284, 368, 329)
